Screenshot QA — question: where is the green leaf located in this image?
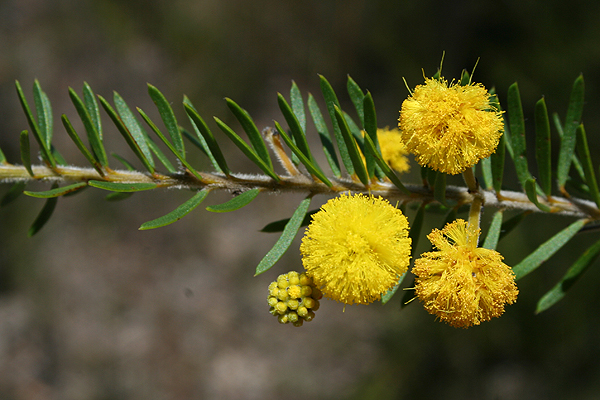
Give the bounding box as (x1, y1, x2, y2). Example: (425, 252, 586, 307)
(434, 172, 447, 206)
(19, 130, 34, 177)
(498, 211, 529, 242)
(362, 92, 379, 179)
(480, 155, 493, 190)
(363, 135, 410, 194)
(260, 209, 319, 233)
(183, 97, 229, 175)
(61, 114, 105, 176)
(553, 113, 585, 181)
(460, 69, 471, 86)
(557, 75, 584, 192)
(111, 153, 136, 171)
(83, 83, 102, 140)
(137, 108, 205, 181)
(319, 75, 353, 174)
(33, 80, 53, 150)
(525, 178, 551, 212)
(214, 117, 280, 181)
(277, 93, 312, 160)
(1, 182, 27, 207)
(575, 124, 600, 208)
(206, 188, 261, 212)
(105, 192, 134, 202)
(148, 84, 185, 157)
(255, 196, 312, 276)
(347, 75, 365, 126)
(139, 190, 210, 230)
(24, 182, 87, 198)
(308, 93, 341, 177)
(88, 180, 157, 192)
(97, 95, 155, 174)
(489, 95, 505, 193)
(15, 80, 56, 168)
(536, 236, 600, 313)
(225, 97, 273, 170)
(513, 219, 588, 280)
(28, 184, 58, 237)
(0, 147, 6, 164)
(290, 81, 306, 133)
(334, 105, 369, 185)
(274, 122, 332, 187)
(113, 91, 155, 169)
(506, 82, 532, 190)
(69, 87, 108, 167)
(482, 210, 503, 250)
(146, 136, 177, 173)
(535, 97, 552, 196)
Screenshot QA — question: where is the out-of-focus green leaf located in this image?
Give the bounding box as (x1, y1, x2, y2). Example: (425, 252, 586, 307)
(255, 196, 311, 276)
(88, 180, 157, 192)
(557, 75, 584, 192)
(308, 93, 341, 177)
(105, 192, 134, 202)
(140, 189, 209, 230)
(460, 69, 470, 86)
(513, 219, 588, 280)
(535, 97, 552, 196)
(69, 87, 108, 166)
(498, 211, 529, 242)
(260, 209, 319, 233)
(290, 81, 306, 133)
(19, 130, 33, 177)
(575, 124, 600, 208)
(434, 172, 447, 206)
(111, 153, 135, 171)
(506, 82, 532, 190)
(225, 97, 272, 170)
(24, 182, 87, 198)
(525, 178, 551, 212)
(28, 184, 58, 237)
(536, 236, 600, 314)
(334, 105, 369, 185)
(1, 182, 27, 207)
(482, 210, 503, 250)
(148, 84, 185, 157)
(213, 117, 280, 181)
(184, 98, 229, 175)
(319, 75, 353, 174)
(206, 188, 261, 212)
(61, 115, 105, 176)
(274, 122, 332, 187)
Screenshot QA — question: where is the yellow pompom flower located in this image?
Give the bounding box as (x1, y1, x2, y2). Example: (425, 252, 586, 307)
(398, 77, 504, 175)
(376, 127, 411, 173)
(412, 219, 518, 328)
(300, 193, 412, 305)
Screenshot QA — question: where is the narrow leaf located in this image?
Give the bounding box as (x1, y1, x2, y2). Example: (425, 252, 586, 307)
(362, 92, 379, 179)
(148, 84, 185, 157)
(214, 117, 280, 181)
(206, 188, 261, 212)
(482, 210, 503, 250)
(498, 211, 530, 242)
(111, 153, 136, 171)
(275, 122, 332, 186)
(434, 172, 447, 206)
(113, 91, 155, 168)
(83, 83, 102, 140)
(513, 219, 588, 280)
(334, 105, 369, 185)
(319, 75, 353, 174)
(88, 180, 157, 192)
(507, 82, 532, 189)
(347, 75, 365, 125)
(290, 81, 306, 132)
(363, 135, 410, 194)
(139, 190, 209, 230)
(255, 196, 311, 276)
(277, 93, 312, 160)
(575, 124, 600, 208)
(553, 113, 585, 181)
(308, 93, 341, 177)
(535, 97, 552, 196)
(525, 178, 551, 212)
(28, 185, 58, 237)
(61, 115, 105, 176)
(225, 98, 272, 169)
(260, 209, 319, 233)
(183, 97, 229, 175)
(481, 155, 493, 190)
(25, 182, 87, 198)
(490, 95, 505, 193)
(1, 182, 27, 207)
(557, 75, 584, 192)
(33, 80, 53, 149)
(105, 192, 134, 202)
(20, 130, 34, 177)
(68, 87, 108, 166)
(146, 136, 177, 173)
(536, 237, 600, 313)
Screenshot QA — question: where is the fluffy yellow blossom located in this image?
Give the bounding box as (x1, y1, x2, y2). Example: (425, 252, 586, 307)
(375, 127, 411, 173)
(398, 77, 504, 175)
(300, 193, 411, 305)
(413, 219, 518, 328)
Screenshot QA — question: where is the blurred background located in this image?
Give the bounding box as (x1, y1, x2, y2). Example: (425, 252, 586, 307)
(1, 0, 600, 399)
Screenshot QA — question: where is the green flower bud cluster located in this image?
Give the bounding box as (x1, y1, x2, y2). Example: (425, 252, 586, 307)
(267, 271, 322, 327)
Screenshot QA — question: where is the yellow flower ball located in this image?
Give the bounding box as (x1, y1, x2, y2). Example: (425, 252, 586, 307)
(412, 219, 518, 328)
(300, 193, 412, 305)
(376, 127, 410, 173)
(398, 77, 504, 175)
